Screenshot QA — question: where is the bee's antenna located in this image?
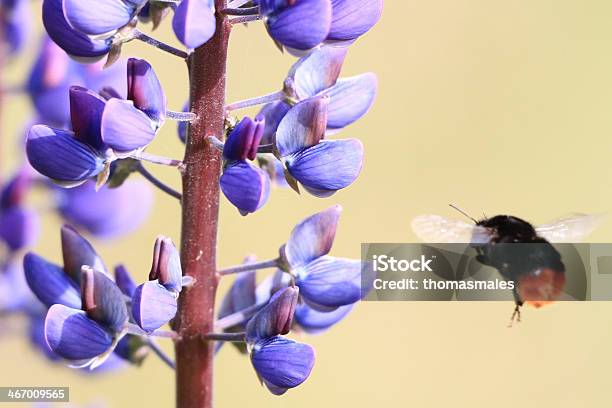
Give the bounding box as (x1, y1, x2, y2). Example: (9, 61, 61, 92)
(449, 204, 478, 224)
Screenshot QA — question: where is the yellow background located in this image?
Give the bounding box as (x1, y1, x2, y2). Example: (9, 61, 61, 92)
(2, 1, 612, 407)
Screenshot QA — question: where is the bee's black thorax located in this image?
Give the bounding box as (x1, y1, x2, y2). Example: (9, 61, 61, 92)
(476, 215, 537, 243)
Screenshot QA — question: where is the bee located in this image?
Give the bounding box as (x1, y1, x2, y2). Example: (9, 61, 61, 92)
(411, 205, 603, 326)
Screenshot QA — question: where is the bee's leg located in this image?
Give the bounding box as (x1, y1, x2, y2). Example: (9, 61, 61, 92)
(508, 289, 523, 328)
(508, 303, 522, 328)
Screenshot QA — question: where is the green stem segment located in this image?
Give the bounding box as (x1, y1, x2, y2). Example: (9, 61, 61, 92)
(174, 5, 231, 408)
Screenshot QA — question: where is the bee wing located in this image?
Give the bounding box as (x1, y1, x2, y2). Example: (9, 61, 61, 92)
(411, 215, 492, 244)
(535, 213, 606, 243)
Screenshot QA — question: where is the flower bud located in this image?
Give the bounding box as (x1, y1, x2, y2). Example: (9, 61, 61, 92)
(246, 286, 298, 344)
(223, 116, 266, 162)
(127, 58, 167, 126)
(149, 236, 183, 293)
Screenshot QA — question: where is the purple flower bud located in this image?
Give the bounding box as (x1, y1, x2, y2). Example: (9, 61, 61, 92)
(42, 0, 112, 61)
(81, 266, 129, 332)
(282, 205, 341, 268)
(328, 0, 383, 41)
(61, 225, 107, 283)
(294, 303, 353, 334)
(149, 236, 182, 293)
(27, 37, 81, 127)
(224, 116, 265, 162)
(63, 0, 145, 36)
(23, 252, 81, 309)
(26, 125, 105, 185)
(220, 161, 270, 215)
(285, 138, 364, 197)
(0, 207, 39, 252)
(275, 96, 328, 158)
(69, 86, 107, 150)
(296, 256, 362, 308)
(127, 58, 167, 126)
(57, 180, 153, 239)
(251, 336, 315, 395)
(265, 0, 332, 51)
(172, 0, 216, 49)
(132, 281, 177, 332)
(100, 98, 158, 153)
(114, 264, 137, 298)
(45, 304, 114, 360)
(246, 286, 298, 344)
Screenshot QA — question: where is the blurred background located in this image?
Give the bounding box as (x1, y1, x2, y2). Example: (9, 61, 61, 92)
(3, 0, 612, 407)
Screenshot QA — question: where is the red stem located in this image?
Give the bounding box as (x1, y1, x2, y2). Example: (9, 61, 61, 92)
(174, 6, 231, 408)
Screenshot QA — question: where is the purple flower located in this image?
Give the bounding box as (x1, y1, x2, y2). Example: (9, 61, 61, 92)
(172, 0, 216, 49)
(1, 0, 31, 56)
(63, 0, 147, 37)
(24, 225, 107, 308)
(260, 0, 333, 51)
(42, 0, 112, 61)
(56, 179, 153, 239)
(131, 236, 184, 332)
(294, 302, 353, 334)
(327, 0, 383, 43)
(25, 229, 130, 368)
(260, 46, 377, 136)
(220, 116, 270, 215)
(251, 336, 315, 395)
(27, 37, 128, 127)
(0, 168, 39, 253)
(279, 206, 364, 308)
(258, 0, 382, 51)
(286, 46, 377, 132)
(0, 261, 39, 314)
(26, 58, 164, 186)
(42, 265, 129, 366)
(274, 96, 364, 197)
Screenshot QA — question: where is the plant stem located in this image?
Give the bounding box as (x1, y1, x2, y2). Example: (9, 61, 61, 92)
(205, 332, 246, 342)
(146, 338, 176, 369)
(222, 6, 259, 16)
(167, 110, 197, 122)
(132, 29, 189, 59)
(214, 302, 266, 331)
(174, 5, 231, 408)
(129, 151, 184, 167)
(225, 90, 284, 111)
(136, 162, 182, 201)
(230, 15, 263, 25)
(217, 258, 279, 276)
